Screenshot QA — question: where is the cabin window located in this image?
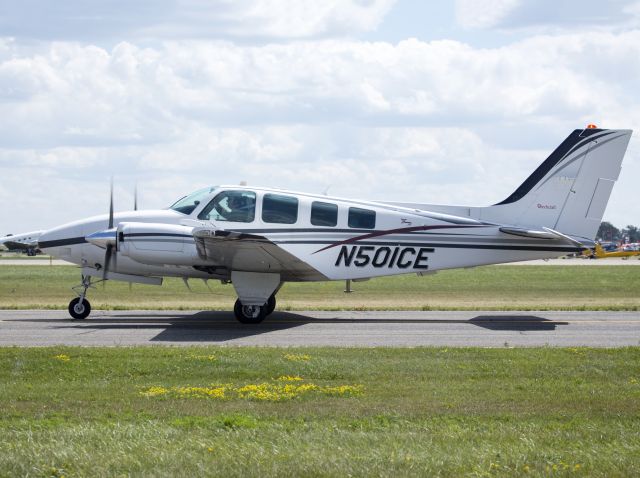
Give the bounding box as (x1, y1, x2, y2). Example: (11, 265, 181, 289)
(197, 190, 256, 222)
(348, 207, 376, 229)
(262, 194, 298, 224)
(311, 201, 338, 227)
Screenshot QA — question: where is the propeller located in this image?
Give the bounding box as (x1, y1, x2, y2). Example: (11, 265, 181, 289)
(86, 179, 139, 282)
(102, 178, 115, 283)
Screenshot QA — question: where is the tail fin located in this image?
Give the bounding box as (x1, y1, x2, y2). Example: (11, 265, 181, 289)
(484, 127, 632, 241)
(594, 243, 606, 258)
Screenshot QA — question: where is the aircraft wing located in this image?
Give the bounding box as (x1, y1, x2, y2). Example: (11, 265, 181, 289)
(192, 227, 326, 281)
(2, 241, 31, 251)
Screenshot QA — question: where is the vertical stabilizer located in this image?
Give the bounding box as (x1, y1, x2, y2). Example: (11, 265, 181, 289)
(483, 128, 632, 241)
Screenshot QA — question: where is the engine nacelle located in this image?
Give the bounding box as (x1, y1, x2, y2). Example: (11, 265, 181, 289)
(117, 222, 200, 265)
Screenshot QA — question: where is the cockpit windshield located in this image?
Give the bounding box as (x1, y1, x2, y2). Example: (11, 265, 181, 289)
(169, 187, 216, 215)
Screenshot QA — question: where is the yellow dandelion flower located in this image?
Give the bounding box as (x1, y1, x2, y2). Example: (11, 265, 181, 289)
(53, 354, 70, 362)
(238, 383, 310, 401)
(322, 384, 363, 396)
(190, 354, 217, 361)
(294, 384, 318, 393)
(141, 379, 363, 401)
(140, 386, 168, 397)
(283, 353, 311, 362)
(276, 375, 303, 381)
(173, 386, 226, 399)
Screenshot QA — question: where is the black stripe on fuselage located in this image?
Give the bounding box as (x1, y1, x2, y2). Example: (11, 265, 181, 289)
(228, 228, 387, 234)
(275, 240, 582, 253)
(38, 237, 87, 248)
(495, 129, 613, 205)
(122, 233, 193, 239)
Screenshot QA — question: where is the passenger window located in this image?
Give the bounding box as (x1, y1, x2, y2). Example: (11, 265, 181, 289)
(311, 201, 338, 227)
(197, 191, 256, 222)
(348, 207, 376, 229)
(262, 194, 298, 224)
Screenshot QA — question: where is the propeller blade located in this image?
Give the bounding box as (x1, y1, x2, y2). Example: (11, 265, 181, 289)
(134, 183, 138, 211)
(108, 178, 114, 229)
(102, 244, 112, 284)
(104, 178, 116, 284)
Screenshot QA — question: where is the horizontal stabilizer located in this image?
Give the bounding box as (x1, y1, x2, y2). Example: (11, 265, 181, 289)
(499, 227, 559, 240)
(500, 226, 594, 249)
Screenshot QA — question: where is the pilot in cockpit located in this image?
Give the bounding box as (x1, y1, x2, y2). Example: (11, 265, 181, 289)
(214, 193, 252, 222)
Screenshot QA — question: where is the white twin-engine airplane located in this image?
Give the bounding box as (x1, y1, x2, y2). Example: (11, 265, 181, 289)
(37, 126, 632, 323)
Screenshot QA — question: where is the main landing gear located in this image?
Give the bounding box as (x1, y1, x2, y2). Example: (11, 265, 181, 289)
(230, 271, 281, 324)
(233, 295, 276, 324)
(68, 275, 94, 320)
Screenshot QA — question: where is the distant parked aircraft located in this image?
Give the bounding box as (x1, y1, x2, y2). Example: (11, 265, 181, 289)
(584, 242, 640, 259)
(0, 231, 44, 256)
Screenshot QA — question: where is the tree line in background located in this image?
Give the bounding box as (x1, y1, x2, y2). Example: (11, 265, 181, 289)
(597, 222, 640, 243)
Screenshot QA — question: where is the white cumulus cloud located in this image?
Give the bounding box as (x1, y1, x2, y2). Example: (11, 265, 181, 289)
(456, 0, 640, 31)
(0, 0, 397, 42)
(1, 24, 639, 231)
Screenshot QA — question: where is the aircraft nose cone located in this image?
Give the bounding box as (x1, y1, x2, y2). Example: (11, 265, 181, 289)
(85, 229, 117, 249)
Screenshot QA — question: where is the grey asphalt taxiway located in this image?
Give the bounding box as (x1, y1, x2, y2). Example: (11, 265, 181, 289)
(1, 309, 639, 347)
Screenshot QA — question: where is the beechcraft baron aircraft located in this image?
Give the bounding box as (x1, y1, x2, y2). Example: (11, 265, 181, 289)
(35, 126, 632, 323)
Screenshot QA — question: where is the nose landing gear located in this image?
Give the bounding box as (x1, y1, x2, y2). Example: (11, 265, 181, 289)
(69, 297, 91, 320)
(68, 275, 94, 320)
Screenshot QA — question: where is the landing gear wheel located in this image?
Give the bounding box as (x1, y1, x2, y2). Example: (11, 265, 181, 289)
(68, 297, 91, 320)
(266, 295, 276, 315)
(234, 299, 267, 324)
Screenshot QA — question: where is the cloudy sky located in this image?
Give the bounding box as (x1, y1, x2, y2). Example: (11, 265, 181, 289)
(1, 0, 639, 233)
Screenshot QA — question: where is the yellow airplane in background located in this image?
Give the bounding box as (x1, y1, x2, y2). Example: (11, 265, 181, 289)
(583, 243, 640, 259)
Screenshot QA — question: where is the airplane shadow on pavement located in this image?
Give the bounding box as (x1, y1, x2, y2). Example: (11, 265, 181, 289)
(44, 311, 569, 342)
(468, 315, 567, 331)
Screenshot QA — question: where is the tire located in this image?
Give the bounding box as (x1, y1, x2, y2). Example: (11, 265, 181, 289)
(266, 295, 276, 315)
(68, 297, 91, 320)
(234, 299, 267, 324)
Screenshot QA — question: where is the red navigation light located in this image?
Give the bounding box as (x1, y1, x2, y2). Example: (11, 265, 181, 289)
(586, 124, 598, 129)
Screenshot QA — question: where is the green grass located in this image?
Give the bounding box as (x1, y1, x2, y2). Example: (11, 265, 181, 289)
(1, 264, 640, 310)
(0, 347, 638, 476)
